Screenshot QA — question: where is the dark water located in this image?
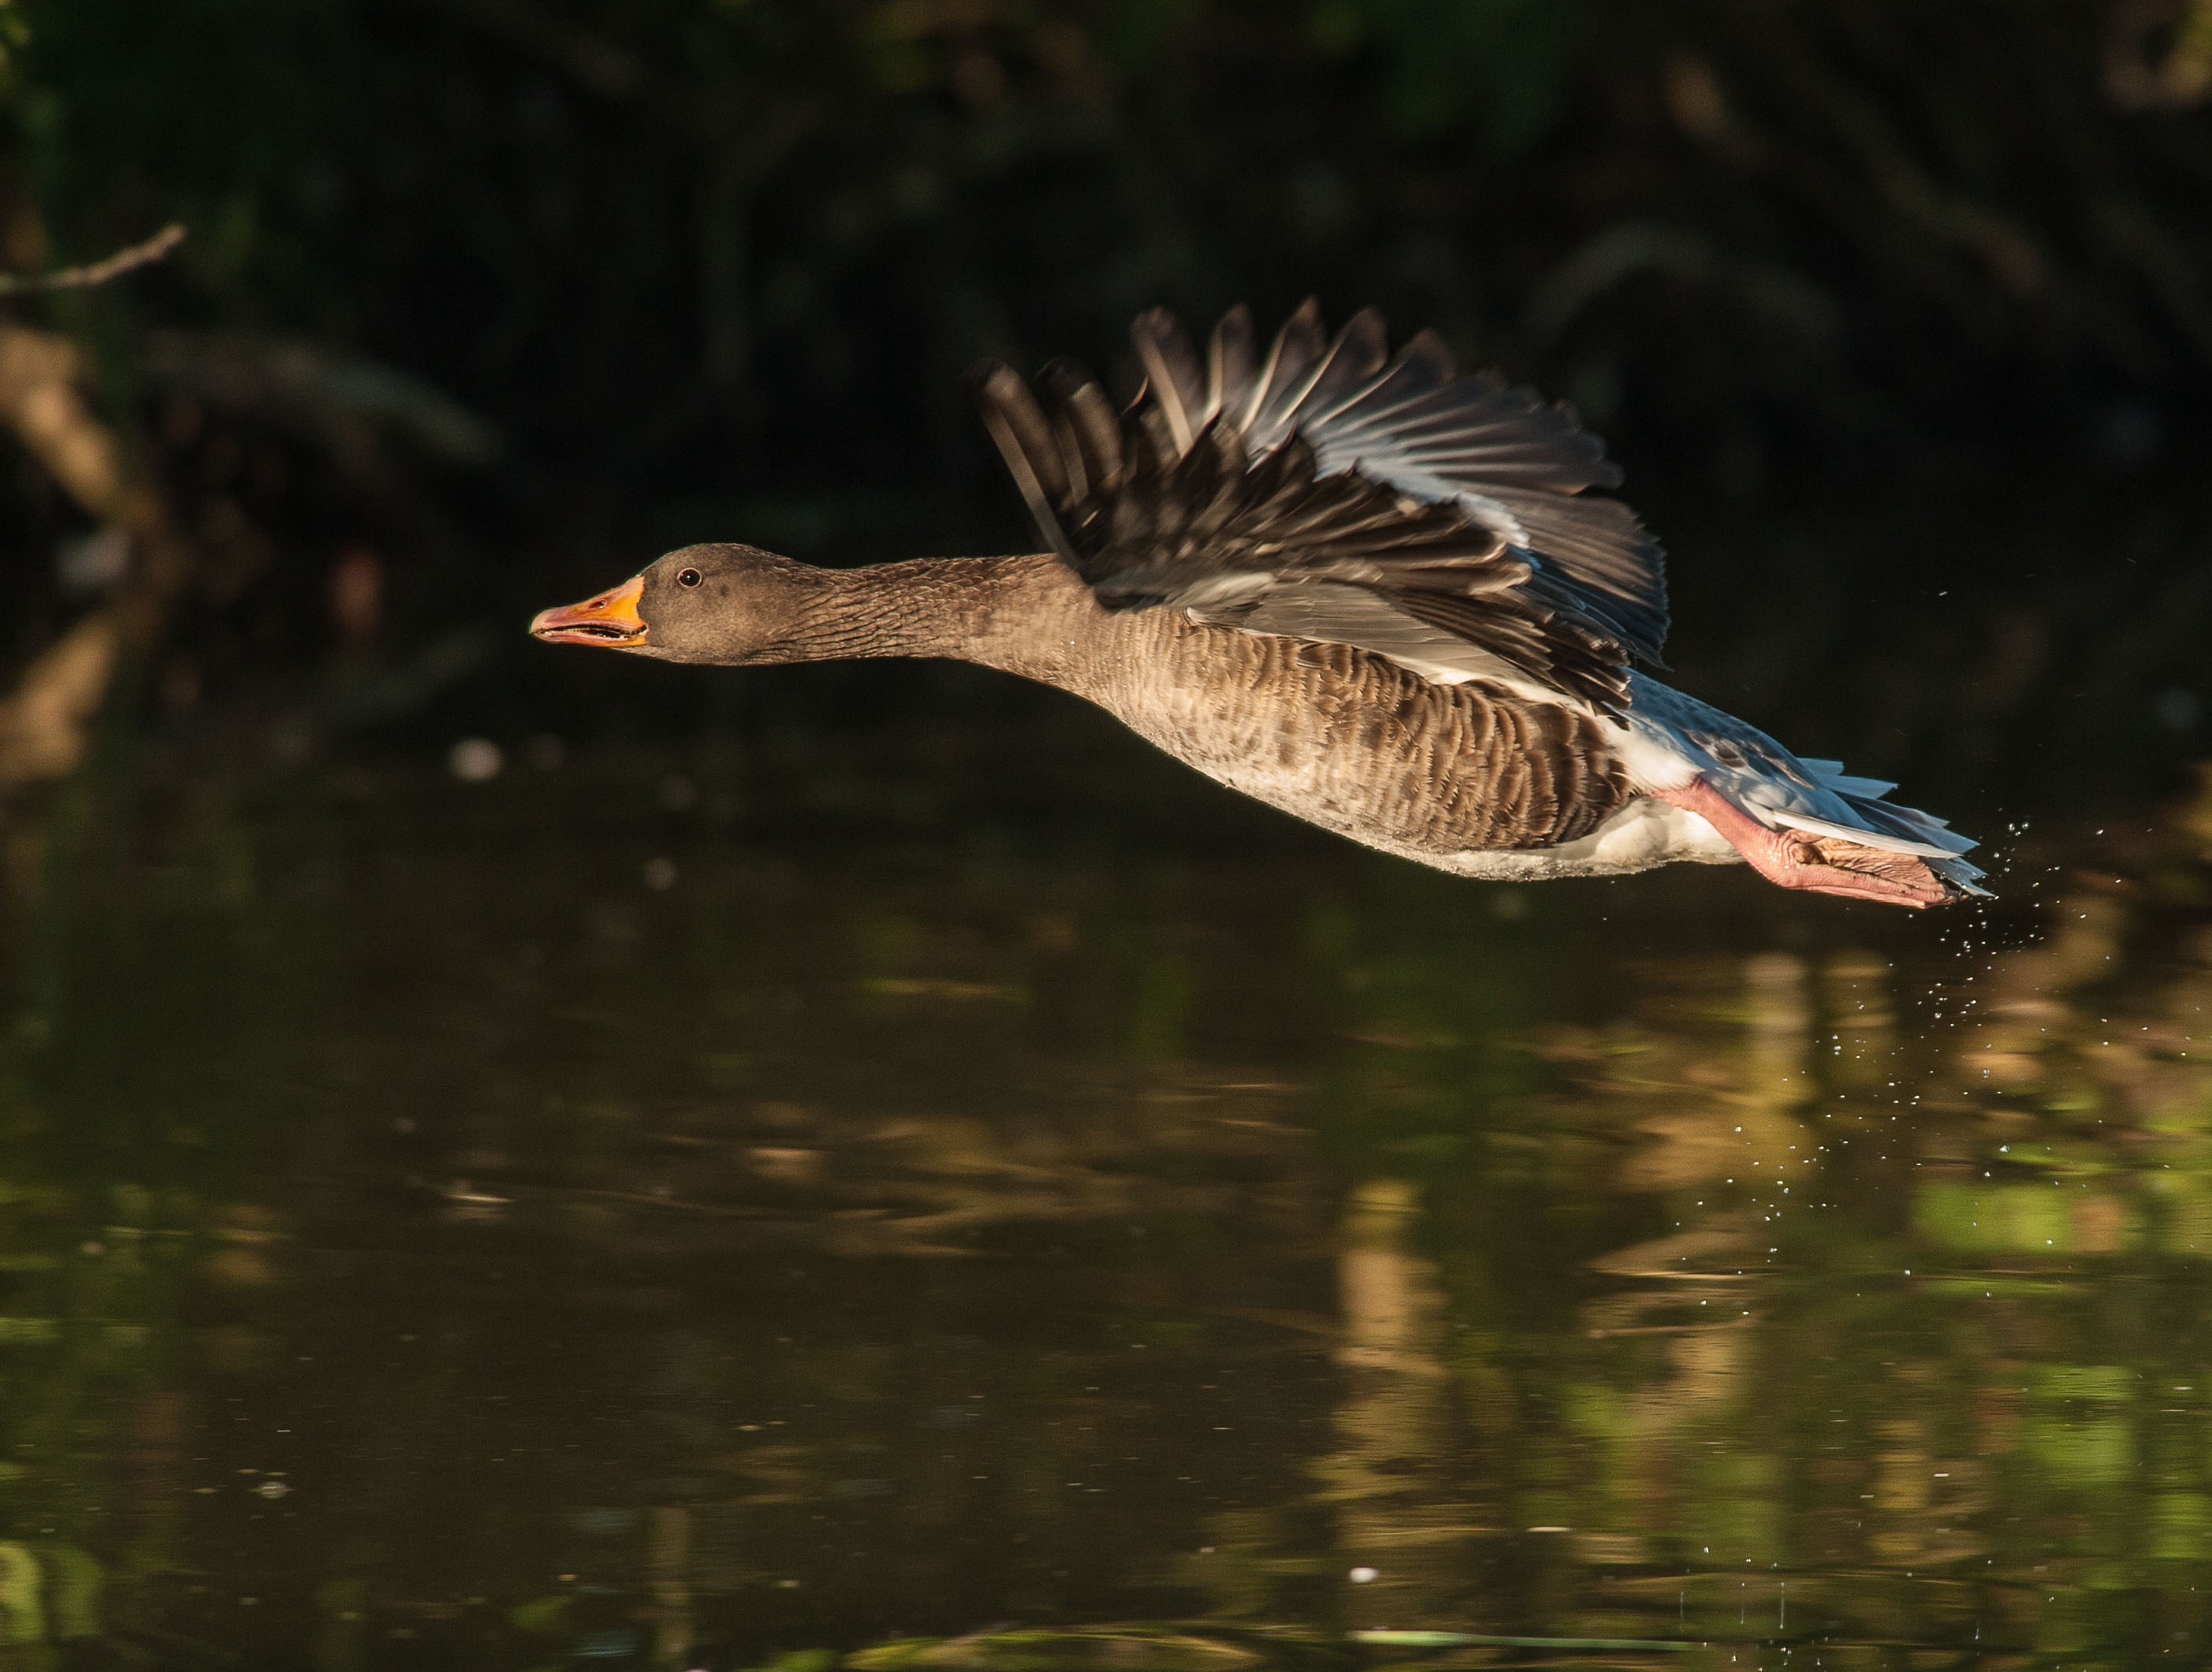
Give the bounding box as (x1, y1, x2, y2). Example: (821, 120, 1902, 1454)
(2, 734, 2210, 1670)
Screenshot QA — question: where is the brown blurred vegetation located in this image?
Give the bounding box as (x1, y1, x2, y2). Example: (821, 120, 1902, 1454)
(0, 0, 2209, 800)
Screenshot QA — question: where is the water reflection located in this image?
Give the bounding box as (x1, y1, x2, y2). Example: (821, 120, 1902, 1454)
(0, 751, 2205, 1667)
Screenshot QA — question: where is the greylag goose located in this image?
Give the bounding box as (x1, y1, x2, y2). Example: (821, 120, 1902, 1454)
(532, 303, 1983, 907)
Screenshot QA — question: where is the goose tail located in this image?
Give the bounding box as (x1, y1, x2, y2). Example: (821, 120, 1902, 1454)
(1622, 675, 1990, 902)
(1798, 771, 1991, 899)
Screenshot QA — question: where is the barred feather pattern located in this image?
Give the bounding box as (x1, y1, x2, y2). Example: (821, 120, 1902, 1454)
(1126, 300, 1667, 663)
(1046, 589, 1634, 854)
(970, 337, 1643, 713)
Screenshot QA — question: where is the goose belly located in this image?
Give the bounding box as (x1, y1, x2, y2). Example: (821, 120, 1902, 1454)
(1086, 621, 1638, 862)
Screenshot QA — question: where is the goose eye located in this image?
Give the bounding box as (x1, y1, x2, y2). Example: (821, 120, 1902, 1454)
(676, 567, 702, 588)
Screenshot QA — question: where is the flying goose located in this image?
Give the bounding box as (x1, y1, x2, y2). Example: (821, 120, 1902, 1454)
(532, 302, 1984, 907)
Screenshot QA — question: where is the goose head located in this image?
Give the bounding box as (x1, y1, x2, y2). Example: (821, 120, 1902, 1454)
(530, 543, 822, 665)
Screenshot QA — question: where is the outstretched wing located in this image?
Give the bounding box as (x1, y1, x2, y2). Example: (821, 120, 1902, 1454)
(971, 302, 1666, 714)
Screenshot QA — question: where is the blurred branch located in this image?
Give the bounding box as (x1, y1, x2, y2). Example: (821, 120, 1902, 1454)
(143, 332, 501, 468)
(0, 224, 185, 298)
(0, 328, 193, 790)
(1523, 221, 1838, 348)
(2106, 0, 2212, 109)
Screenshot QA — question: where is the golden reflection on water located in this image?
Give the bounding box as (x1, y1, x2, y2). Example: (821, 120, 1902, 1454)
(1325, 1179, 1460, 1629)
(0, 761, 2206, 1666)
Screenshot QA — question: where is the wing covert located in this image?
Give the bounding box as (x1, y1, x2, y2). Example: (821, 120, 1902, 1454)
(970, 303, 1668, 714)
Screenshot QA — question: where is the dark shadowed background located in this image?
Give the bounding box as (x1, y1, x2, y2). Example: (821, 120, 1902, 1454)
(2, 0, 2209, 808)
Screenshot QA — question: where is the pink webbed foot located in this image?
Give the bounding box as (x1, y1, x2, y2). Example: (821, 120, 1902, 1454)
(1655, 777, 1964, 910)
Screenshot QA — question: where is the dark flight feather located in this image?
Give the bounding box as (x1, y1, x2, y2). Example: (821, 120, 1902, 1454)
(972, 304, 1670, 715)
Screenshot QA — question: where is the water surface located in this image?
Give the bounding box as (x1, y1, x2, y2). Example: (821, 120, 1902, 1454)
(2, 739, 2208, 1670)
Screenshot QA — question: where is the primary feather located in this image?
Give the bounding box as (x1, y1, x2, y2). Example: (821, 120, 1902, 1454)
(971, 303, 1656, 715)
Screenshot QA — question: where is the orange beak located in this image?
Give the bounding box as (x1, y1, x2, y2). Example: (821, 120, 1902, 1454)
(530, 576, 646, 647)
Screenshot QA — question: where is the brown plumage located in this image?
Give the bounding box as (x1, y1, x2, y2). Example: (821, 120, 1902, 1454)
(1022, 564, 1633, 854)
(531, 303, 1986, 907)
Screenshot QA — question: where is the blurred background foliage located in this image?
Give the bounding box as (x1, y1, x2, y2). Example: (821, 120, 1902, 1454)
(0, 0, 2209, 800)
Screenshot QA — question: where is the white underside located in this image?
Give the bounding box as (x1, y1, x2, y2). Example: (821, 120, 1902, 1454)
(1424, 795, 1741, 879)
(1305, 794, 1740, 881)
